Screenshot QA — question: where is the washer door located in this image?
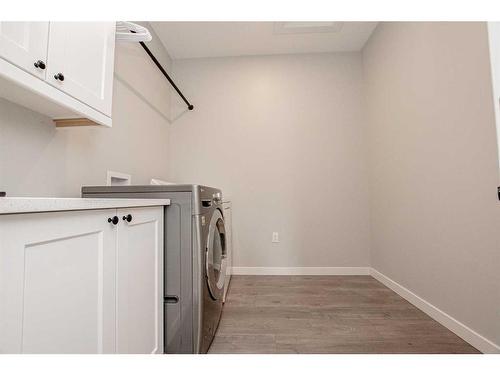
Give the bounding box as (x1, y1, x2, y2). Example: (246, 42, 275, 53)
(205, 209, 227, 301)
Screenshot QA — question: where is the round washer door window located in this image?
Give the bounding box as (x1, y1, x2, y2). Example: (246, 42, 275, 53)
(206, 209, 227, 300)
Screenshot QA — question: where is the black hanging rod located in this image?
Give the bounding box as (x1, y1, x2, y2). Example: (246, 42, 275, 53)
(132, 31, 193, 111)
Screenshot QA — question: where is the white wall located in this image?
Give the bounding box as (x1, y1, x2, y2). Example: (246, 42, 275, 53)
(168, 53, 371, 268)
(363, 22, 500, 349)
(0, 23, 172, 197)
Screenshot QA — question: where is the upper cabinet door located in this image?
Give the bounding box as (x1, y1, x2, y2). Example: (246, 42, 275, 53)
(0, 22, 49, 79)
(47, 22, 116, 116)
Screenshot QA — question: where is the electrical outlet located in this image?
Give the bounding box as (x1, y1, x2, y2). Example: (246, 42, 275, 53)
(272, 232, 280, 243)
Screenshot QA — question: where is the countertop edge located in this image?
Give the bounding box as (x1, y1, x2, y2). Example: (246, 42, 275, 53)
(0, 198, 171, 215)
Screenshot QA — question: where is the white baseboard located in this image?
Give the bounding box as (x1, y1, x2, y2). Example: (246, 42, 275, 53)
(231, 266, 370, 276)
(370, 268, 500, 354)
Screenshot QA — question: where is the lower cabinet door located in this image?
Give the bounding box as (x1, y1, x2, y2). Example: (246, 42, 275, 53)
(116, 207, 164, 354)
(0, 209, 117, 354)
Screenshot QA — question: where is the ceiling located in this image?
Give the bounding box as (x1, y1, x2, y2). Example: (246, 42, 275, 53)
(150, 22, 378, 60)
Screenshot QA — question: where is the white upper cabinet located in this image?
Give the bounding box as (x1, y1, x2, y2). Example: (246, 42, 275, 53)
(0, 22, 116, 126)
(0, 22, 49, 79)
(47, 22, 116, 117)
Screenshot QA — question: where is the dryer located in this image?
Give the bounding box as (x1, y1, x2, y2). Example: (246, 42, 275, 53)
(82, 184, 227, 353)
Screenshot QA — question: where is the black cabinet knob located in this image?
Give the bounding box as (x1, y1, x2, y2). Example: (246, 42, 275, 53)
(122, 214, 132, 223)
(54, 73, 65, 81)
(34, 60, 46, 70)
(108, 216, 119, 225)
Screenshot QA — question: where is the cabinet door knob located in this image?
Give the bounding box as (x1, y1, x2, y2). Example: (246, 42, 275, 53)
(108, 216, 119, 225)
(122, 214, 132, 223)
(34, 60, 46, 70)
(54, 73, 65, 81)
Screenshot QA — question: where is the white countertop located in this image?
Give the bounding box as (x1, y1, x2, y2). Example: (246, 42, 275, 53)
(0, 197, 170, 215)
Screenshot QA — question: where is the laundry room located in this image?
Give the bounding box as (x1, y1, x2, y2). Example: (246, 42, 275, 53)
(1, 1, 500, 373)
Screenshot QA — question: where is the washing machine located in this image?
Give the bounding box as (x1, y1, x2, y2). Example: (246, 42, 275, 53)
(82, 184, 227, 353)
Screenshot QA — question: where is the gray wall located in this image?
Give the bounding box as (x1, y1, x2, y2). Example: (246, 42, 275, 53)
(0, 24, 172, 197)
(168, 53, 371, 268)
(363, 22, 500, 347)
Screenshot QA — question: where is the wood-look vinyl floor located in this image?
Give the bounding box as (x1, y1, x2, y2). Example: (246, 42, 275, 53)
(208, 275, 480, 354)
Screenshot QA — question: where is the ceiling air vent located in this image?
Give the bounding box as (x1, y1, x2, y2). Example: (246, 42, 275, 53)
(273, 22, 344, 35)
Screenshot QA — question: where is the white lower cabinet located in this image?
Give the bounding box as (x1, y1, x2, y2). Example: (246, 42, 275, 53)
(0, 206, 163, 354)
(115, 208, 163, 354)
